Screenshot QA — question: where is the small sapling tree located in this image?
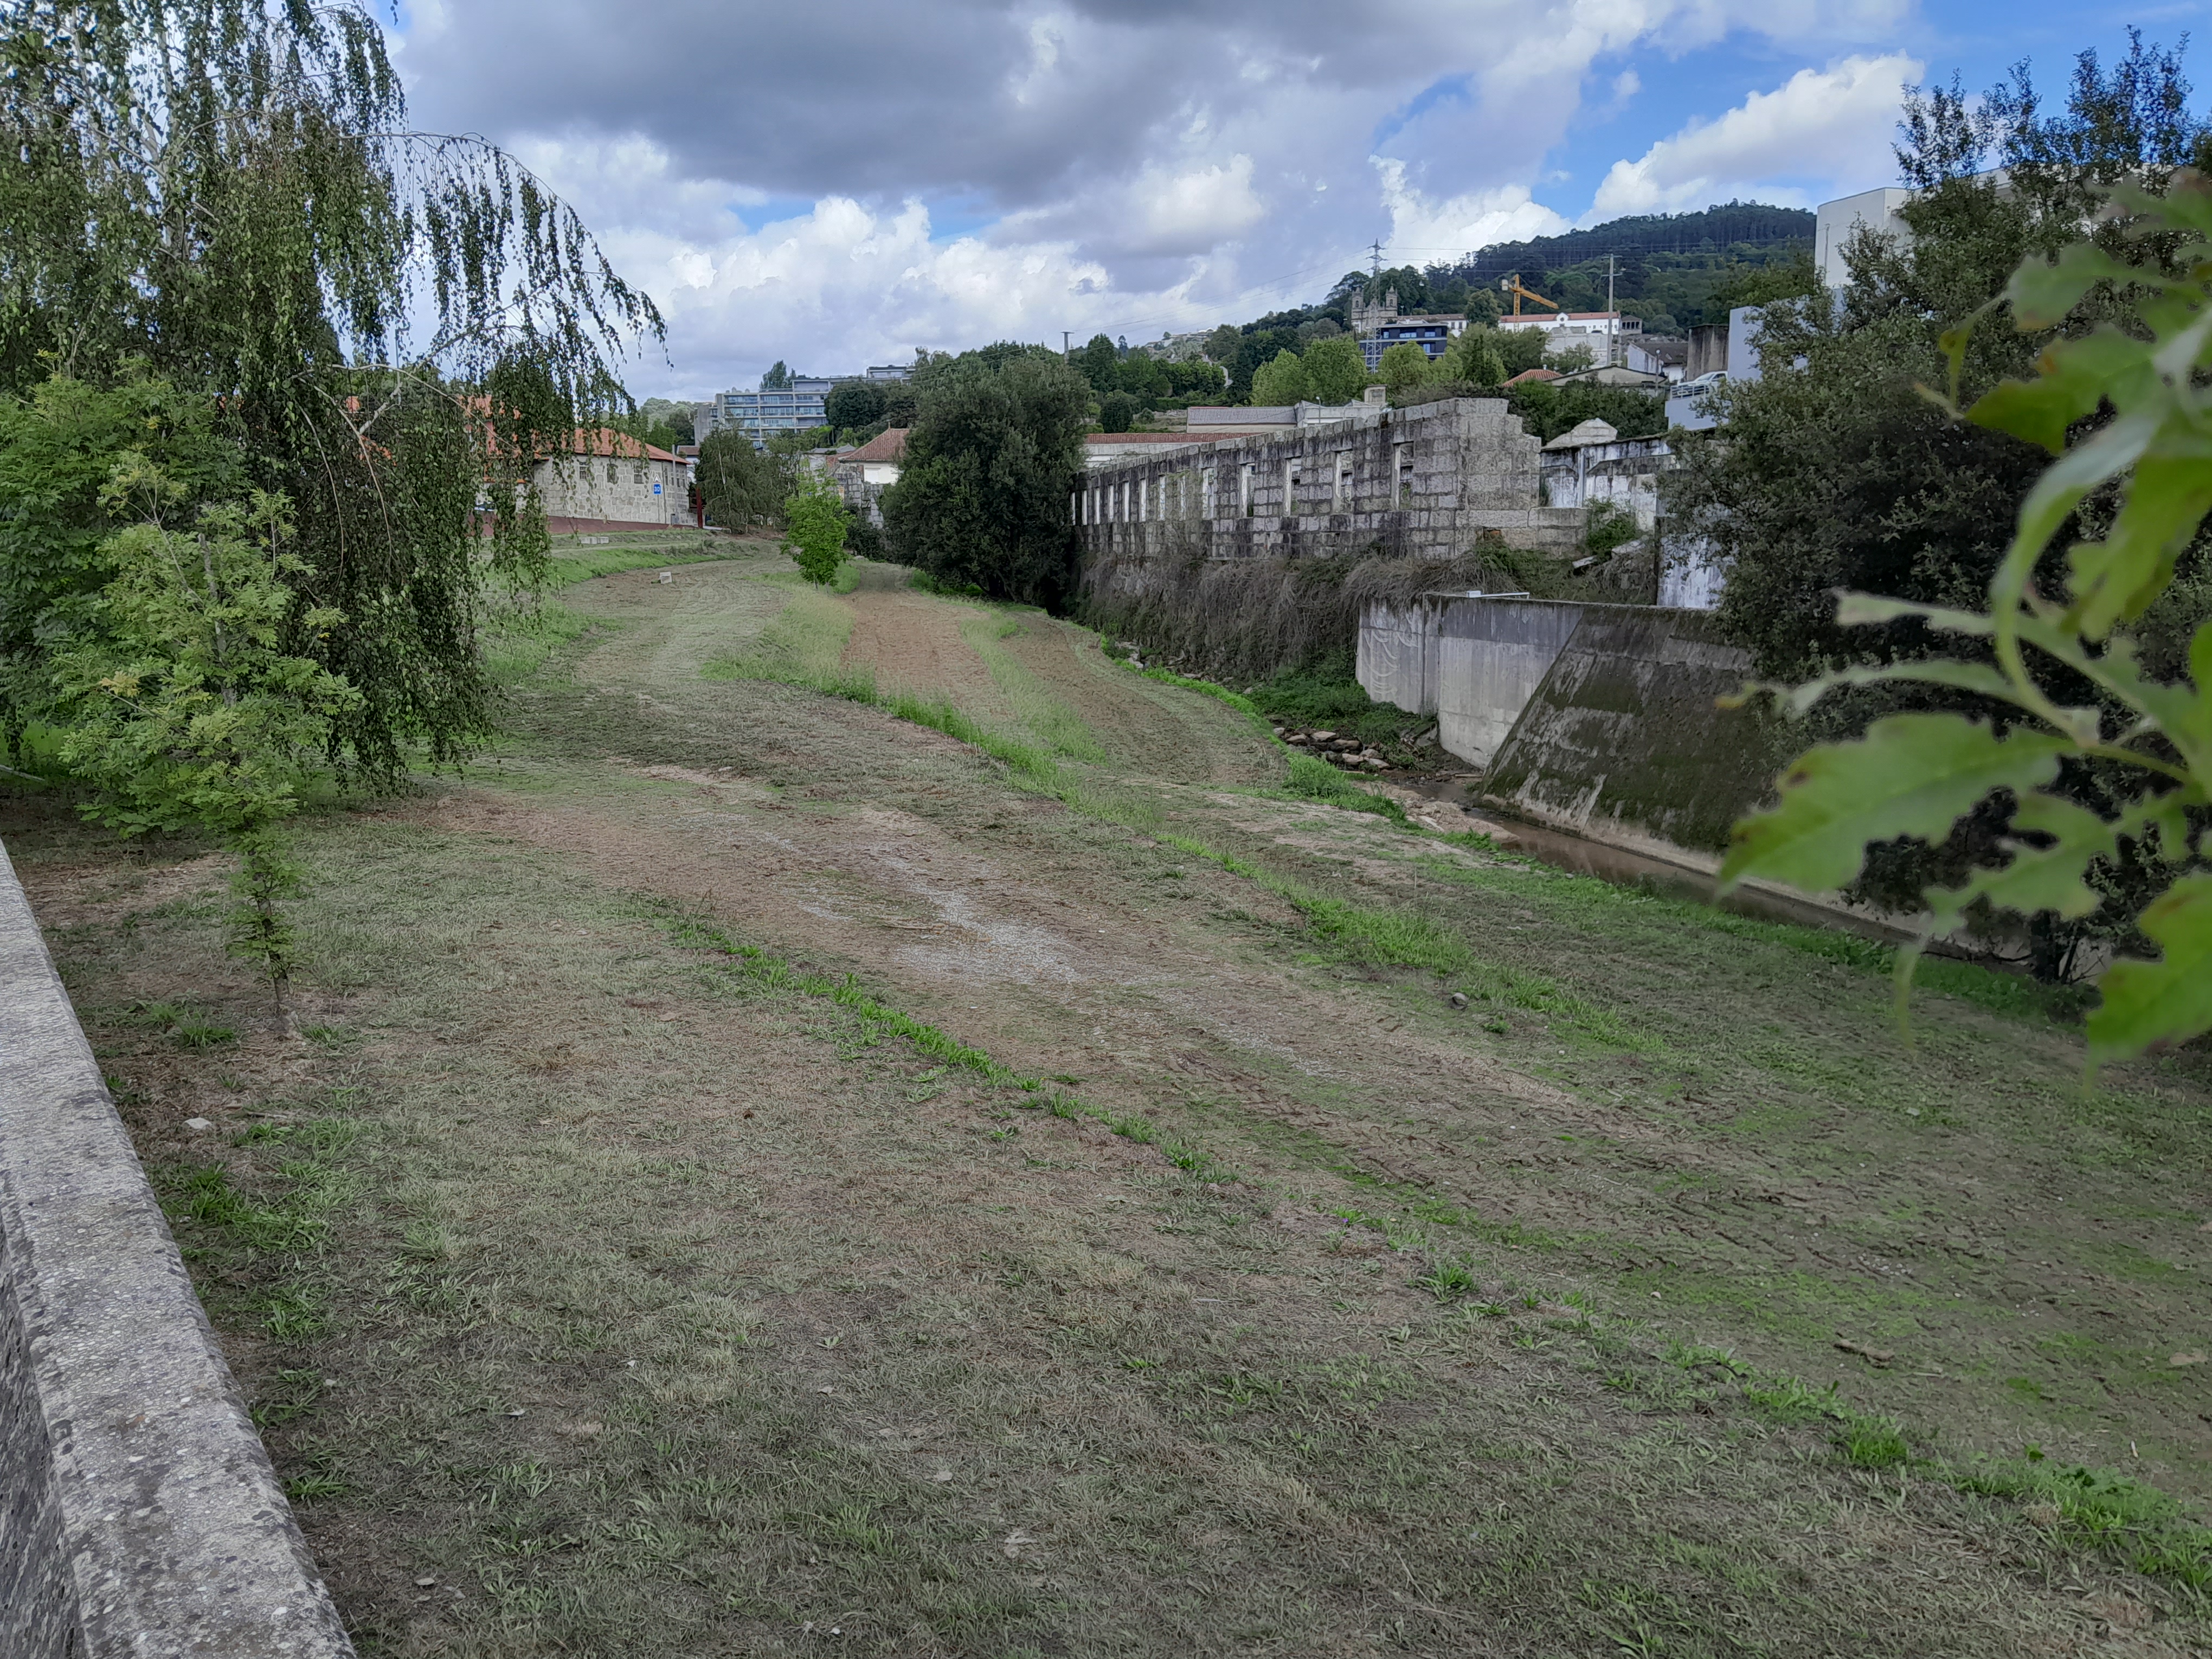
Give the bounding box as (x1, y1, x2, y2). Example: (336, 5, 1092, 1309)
(783, 469, 851, 585)
(48, 459, 359, 1013)
(1720, 174, 2212, 1070)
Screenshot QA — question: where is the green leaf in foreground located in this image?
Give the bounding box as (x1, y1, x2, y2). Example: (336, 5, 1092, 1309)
(2086, 874, 2212, 1066)
(1720, 715, 2066, 895)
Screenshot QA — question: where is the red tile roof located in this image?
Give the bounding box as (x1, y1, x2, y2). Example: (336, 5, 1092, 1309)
(562, 427, 680, 463)
(838, 428, 909, 464)
(1501, 368, 1563, 387)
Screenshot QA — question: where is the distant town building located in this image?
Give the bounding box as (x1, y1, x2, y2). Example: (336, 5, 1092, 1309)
(1494, 310, 1638, 368)
(865, 364, 913, 381)
(1360, 316, 1463, 370)
(533, 429, 689, 532)
(712, 377, 835, 440)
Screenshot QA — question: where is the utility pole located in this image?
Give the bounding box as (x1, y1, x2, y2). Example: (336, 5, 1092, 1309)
(1606, 255, 1617, 366)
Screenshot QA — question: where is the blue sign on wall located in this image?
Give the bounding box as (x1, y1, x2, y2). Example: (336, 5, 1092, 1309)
(653, 483, 663, 494)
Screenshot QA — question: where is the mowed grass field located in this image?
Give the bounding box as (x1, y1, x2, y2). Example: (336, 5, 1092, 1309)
(12, 535, 2211, 1657)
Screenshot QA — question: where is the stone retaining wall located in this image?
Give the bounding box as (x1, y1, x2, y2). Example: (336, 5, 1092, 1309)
(0, 843, 353, 1658)
(1076, 397, 1586, 565)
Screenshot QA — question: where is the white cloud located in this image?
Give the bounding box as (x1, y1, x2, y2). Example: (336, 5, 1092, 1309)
(1588, 53, 1921, 218)
(1372, 158, 1572, 261)
(392, 1, 1926, 397)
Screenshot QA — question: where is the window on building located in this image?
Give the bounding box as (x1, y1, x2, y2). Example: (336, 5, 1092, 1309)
(605, 460, 616, 484)
(634, 465, 646, 484)
(1334, 451, 1352, 511)
(1240, 464, 1254, 518)
(1282, 460, 1299, 516)
(1394, 443, 1413, 507)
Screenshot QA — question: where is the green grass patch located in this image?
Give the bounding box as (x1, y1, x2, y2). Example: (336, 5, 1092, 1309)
(1161, 833, 1648, 1049)
(960, 612, 1106, 762)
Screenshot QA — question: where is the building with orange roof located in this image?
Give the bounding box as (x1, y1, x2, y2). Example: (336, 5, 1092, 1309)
(534, 427, 691, 532)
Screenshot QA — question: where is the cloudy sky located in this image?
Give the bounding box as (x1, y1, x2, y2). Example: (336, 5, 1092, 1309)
(389, 1, 2171, 401)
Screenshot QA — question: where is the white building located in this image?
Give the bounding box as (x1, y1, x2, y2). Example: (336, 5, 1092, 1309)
(533, 428, 689, 530)
(1496, 310, 1639, 367)
(1816, 187, 1913, 288)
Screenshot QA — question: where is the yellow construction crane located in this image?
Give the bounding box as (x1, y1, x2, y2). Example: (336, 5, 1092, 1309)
(1499, 272, 1561, 317)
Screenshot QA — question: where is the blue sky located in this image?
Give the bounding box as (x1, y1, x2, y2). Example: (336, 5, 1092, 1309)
(388, 1, 2203, 400)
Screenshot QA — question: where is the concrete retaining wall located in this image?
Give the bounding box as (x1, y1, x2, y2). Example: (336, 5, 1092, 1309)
(0, 844, 353, 1658)
(1359, 596, 1779, 859)
(1436, 601, 1589, 768)
(1481, 607, 1780, 857)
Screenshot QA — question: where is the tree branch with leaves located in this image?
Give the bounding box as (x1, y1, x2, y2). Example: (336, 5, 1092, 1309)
(1721, 173, 2212, 1069)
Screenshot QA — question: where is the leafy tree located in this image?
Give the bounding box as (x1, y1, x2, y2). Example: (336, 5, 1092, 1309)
(1440, 330, 1507, 388)
(1098, 391, 1139, 432)
(1079, 334, 1121, 394)
(1721, 172, 2212, 1065)
(1543, 342, 1597, 372)
(878, 382, 920, 429)
(1302, 335, 1369, 403)
(762, 362, 794, 390)
(1675, 31, 2212, 969)
(1376, 342, 1435, 398)
(880, 346, 1088, 607)
(1202, 324, 1243, 364)
(0, 0, 661, 789)
(825, 380, 888, 434)
(1448, 325, 1547, 381)
(695, 429, 790, 529)
(782, 469, 849, 585)
(1226, 328, 1300, 400)
(1463, 289, 1503, 326)
(1711, 246, 1822, 311)
(1250, 349, 1310, 406)
(1506, 381, 1666, 442)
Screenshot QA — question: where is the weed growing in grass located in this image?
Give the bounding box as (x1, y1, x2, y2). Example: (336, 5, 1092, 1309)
(1414, 1260, 1479, 1302)
(1962, 1459, 2212, 1587)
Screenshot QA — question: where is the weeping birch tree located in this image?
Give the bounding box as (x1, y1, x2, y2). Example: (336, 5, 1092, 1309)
(0, 0, 664, 785)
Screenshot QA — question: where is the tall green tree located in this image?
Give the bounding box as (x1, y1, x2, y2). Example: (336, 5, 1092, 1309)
(761, 362, 794, 390)
(1079, 334, 1121, 394)
(825, 380, 888, 435)
(1375, 342, 1435, 399)
(695, 429, 789, 529)
(0, 0, 661, 787)
(1302, 335, 1369, 403)
(880, 346, 1088, 607)
(1250, 349, 1310, 406)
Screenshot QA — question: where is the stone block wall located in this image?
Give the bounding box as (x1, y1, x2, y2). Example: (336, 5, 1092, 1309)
(0, 844, 354, 1658)
(1075, 397, 1586, 569)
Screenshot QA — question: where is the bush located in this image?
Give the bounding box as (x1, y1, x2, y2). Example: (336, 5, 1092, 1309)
(1098, 391, 1137, 432)
(781, 470, 848, 585)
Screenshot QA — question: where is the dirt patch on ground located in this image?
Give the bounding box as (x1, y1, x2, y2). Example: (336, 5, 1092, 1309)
(1001, 617, 1277, 786)
(841, 588, 1017, 722)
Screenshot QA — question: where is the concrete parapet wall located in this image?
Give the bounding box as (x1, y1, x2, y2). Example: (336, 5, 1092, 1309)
(0, 844, 353, 1658)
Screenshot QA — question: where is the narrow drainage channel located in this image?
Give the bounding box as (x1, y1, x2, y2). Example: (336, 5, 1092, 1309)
(1391, 770, 1920, 948)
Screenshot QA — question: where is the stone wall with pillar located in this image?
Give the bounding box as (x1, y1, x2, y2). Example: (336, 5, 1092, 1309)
(1073, 396, 1585, 569)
